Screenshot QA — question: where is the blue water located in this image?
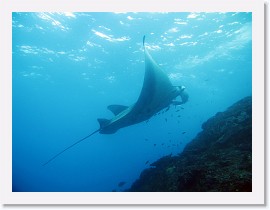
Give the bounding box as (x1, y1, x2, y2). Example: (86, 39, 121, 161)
(12, 12, 252, 192)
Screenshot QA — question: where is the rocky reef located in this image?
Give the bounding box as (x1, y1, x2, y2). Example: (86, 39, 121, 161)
(128, 96, 252, 192)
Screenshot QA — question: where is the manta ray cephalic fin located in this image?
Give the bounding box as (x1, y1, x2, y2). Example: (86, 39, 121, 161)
(107, 105, 128, 116)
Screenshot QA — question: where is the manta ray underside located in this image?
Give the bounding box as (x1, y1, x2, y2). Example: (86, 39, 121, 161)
(97, 35, 188, 134)
(43, 36, 188, 165)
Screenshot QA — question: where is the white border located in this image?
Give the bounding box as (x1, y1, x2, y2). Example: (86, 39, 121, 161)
(0, 0, 265, 205)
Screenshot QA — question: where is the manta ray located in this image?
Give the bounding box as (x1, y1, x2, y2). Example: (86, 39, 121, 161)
(43, 36, 188, 166)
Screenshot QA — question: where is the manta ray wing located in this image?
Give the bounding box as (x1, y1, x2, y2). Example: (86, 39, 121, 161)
(132, 36, 179, 118)
(98, 36, 180, 133)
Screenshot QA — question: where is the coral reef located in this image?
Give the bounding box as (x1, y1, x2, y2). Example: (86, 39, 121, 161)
(128, 96, 252, 192)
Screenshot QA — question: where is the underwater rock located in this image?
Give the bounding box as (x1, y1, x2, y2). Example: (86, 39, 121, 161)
(128, 96, 252, 192)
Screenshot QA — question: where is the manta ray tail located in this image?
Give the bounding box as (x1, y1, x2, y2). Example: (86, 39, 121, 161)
(42, 129, 100, 166)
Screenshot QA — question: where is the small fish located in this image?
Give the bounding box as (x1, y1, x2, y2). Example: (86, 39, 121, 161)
(153, 144, 156, 146)
(161, 143, 164, 146)
(176, 110, 180, 112)
(182, 132, 186, 134)
(180, 107, 184, 110)
(145, 161, 149, 164)
(165, 118, 167, 122)
(145, 138, 148, 141)
(165, 106, 170, 112)
(177, 115, 181, 118)
(118, 181, 126, 187)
